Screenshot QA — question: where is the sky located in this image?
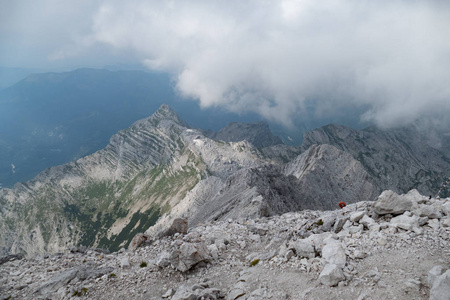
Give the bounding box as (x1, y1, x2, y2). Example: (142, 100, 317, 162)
(1, 0, 450, 129)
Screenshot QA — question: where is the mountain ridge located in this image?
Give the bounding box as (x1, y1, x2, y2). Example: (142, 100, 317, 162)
(0, 105, 448, 258)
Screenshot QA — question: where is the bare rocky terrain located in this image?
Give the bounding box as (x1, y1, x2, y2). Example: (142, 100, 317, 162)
(2, 190, 449, 300)
(1, 105, 449, 300)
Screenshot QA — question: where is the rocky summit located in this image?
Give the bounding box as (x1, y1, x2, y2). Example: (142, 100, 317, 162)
(0, 104, 449, 259)
(1, 190, 449, 299)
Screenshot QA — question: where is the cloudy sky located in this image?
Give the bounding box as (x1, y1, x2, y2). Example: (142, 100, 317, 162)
(1, 0, 449, 128)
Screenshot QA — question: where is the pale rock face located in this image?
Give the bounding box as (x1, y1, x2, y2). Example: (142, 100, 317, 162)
(302, 124, 450, 197)
(289, 239, 316, 259)
(442, 202, 450, 216)
(284, 144, 379, 210)
(430, 269, 450, 300)
(359, 215, 376, 229)
(428, 265, 444, 285)
(414, 204, 443, 219)
(321, 241, 346, 268)
(304, 232, 334, 253)
(169, 241, 211, 272)
(372, 190, 415, 215)
(319, 264, 346, 287)
(390, 213, 420, 231)
(350, 211, 365, 222)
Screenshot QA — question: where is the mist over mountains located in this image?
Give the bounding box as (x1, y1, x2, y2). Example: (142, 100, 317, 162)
(0, 104, 448, 258)
(0, 68, 366, 188)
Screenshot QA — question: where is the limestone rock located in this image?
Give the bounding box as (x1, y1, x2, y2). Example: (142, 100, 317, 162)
(171, 284, 222, 300)
(128, 233, 151, 251)
(161, 218, 188, 238)
(430, 269, 450, 300)
(333, 215, 350, 233)
(441, 217, 450, 228)
(120, 257, 130, 268)
(321, 241, 346, 268)
(414, 204, 443, 219)
(359, 215, 376, 229)
(442, 202, 450, 216)
(390, 213, 419, 231)
(319, 264, 345, 286)
(302, 124, 450, 197)
(372, 190, 414, 215)
(289, 239, 316, 259)
(285, 144, 379, 210)
(350, 211, 365, 222)
(156, 251, 171, 268)
(428, 266, 444, 285)
(170, 241, 211, 272)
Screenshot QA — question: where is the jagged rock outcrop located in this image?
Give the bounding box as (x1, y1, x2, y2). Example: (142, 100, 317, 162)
(302, 124, 450, 196)
(0, 105, 288, 257)
(285, 144, 379, 209)
(1, 190, 449, 300)
(1, 104, 448, 259)
(148, 144, 379, 237)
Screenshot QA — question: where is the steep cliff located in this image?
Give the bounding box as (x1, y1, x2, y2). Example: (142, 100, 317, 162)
(302, 124, 450, 196)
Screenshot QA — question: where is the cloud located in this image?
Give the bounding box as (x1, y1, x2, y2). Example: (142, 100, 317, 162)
(4, 0, 450, 128)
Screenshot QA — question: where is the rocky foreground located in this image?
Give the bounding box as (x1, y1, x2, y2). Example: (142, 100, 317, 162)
(1, 190, 450, 300)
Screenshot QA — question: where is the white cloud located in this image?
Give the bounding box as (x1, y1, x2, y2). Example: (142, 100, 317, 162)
(3, 0, 450, 128)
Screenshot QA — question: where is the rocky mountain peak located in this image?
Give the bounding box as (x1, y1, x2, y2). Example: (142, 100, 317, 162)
(302, 124, 450, 197)
(132, 103, 190, 130)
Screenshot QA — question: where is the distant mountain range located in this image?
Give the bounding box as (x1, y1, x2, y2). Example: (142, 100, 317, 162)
(0, 68, 367, 188)
(0, 104, 448, 257)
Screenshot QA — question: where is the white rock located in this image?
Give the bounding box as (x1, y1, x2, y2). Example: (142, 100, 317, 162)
(156, 251, 171, 268)
(162, 288, 175, 298)
(319, 264, 345, 286)
(208, 244, 219, 259)
(289, 239, 316, 259)
(428, 266, 444, 285)
(305, 232, 334, 253)
(390, 213, 419, 231)
(430, 270, 450, 300)
(321, 241, 346, 268)
(120, 257, 130, 268)
(414, 204, 443, 219)
(343, 220, 353, 229)
(441, 217, 450, 228)
(350, 211, 365, 222)
(353, 250, 366, 259)
(348, 224, 363, 234)
(442, 202, 450, 216)
(373, 190, 415, 215)
(428, 219, 441, 231)
(170, 241, 211, 272)
(359, 215, 376, 229)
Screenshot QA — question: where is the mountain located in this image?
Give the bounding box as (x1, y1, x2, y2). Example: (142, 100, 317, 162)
(203, 121, 283, 148)
(0, 68, 272, 189)
(0, 105, 285, 256)
(0, 68, 369, 189)
(302, 124, 450, 197)
(0, 68, 178, 188)
(1, 105, 448, 258)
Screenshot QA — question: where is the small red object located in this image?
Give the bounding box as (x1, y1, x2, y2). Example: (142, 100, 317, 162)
(338, 201, 346, 209)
